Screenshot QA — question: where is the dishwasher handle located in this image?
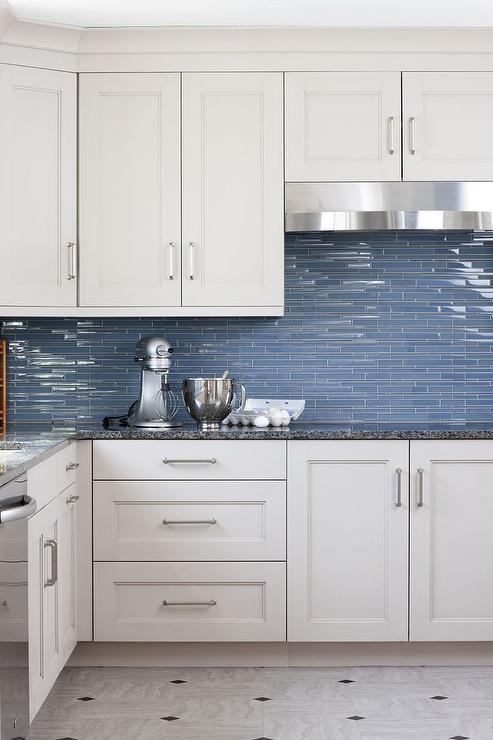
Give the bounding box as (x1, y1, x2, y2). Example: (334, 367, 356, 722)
(0, 495, 37, 524)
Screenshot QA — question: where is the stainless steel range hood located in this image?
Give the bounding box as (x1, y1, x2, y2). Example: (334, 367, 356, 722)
(285, 182, 493, 232)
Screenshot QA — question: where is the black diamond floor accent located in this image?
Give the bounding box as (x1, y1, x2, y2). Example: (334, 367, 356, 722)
(252, 737, 274, 739)
(170, 679, 187, 684)
(339, 679, 355, 684)
(161, 716, 179, 721)
(430, 695, 448, 700)
(254, 697, 271, 702)
(56, 737, 79, 739)
(77, 697, 95, 702)
(347, 715, 365, 721)
(450, 736, 470, 739)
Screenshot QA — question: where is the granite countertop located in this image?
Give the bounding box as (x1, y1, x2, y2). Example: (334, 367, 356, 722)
(0, 432, 74, 485)
(4, 421, 493, 486)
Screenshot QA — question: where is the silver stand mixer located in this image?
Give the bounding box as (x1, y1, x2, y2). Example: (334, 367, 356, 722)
(127, 336, 181, 429)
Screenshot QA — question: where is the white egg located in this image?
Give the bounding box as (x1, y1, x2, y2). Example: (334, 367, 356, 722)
(279, 410, 291, 426)
(268, 408, 283, 427)
(253, 414, 269, 428)
(229, 415, 240, 425)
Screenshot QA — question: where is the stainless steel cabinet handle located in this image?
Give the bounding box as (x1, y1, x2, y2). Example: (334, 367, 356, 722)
(66, 462, 79, 471)
(417, 467, 424, 508)
(395, 467, 402, 507)
(168, 242, 174, 280)
(409, 117, 416, 155)
(66, 494, 79, 505)
(189, 242, 195, 280)
(162, 599, 217, 607)
(388, 117, 395, 154)
(0, 495, 36, 524)
(67, 242, 77, 280)
(44, 539, 58, 587)
(163, 518, 217, 525)
(163, 458, 217, 464)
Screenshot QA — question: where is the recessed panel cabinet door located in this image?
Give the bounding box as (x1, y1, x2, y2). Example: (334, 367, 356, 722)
(0, 65, 76, 306)
(288, 441, 408, 642)
(403, 72, 493, 180)
(285, 72, 401, 182)
(182, 73, 283, 307)
(79, 73, 181, 306)
(411, 441, 493, 641)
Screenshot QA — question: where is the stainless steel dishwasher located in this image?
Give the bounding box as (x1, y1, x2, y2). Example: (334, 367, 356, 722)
(0, 474, 36, 740)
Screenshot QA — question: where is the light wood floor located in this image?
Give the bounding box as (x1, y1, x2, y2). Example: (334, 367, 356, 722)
(28, 664, 493, 739)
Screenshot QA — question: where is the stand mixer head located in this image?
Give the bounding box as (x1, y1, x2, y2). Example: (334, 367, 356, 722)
(127, 336, 181, 428)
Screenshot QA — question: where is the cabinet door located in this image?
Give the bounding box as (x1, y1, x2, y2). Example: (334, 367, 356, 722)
(79, 73, 181, 306)
(403, 72, 493, 180)
(28, 495, 61, 720)
(182, 73, 283, 307)
(59, 484, 78, 663)
(288, 441, 408, 642)
(0, 65, 76, 307)
(285, 72, 401, 182)
(411, 441, 493, 641)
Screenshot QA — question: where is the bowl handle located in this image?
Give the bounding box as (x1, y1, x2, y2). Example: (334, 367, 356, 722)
(232, 382, 247, 412)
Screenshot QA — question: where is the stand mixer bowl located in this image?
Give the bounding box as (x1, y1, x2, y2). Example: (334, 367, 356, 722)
(182, 378, 246, 430)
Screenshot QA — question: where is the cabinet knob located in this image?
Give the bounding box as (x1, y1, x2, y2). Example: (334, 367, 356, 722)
(66, 462, 79, 472)
(66, 494, 79, 505)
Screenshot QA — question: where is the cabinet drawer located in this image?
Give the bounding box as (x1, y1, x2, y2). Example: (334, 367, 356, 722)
(93, 440, 286, 480)
(94, 561, 286, 642)
(0, 561, 28, 641)
(28, 442, 78, 511)
(93, 480, 286, 561)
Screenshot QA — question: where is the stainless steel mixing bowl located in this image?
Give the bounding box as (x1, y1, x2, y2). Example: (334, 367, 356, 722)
(182, 377, 247, 430)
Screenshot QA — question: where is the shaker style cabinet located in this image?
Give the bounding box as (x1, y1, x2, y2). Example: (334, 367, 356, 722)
(288, 441, 409, 642)
(28, 483, 79, 720)
(403, 72, 493, 181)
(410, 441, 493, 641)
(0, 65, 77, 307)
(285, 72, 401, 182)
(182, 73, 283, 307)
(79, 73, 181, 307)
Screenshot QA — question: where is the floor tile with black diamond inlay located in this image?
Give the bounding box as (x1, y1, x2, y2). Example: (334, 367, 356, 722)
(450, 736, 469, 739)
(252, 737, 274, 740)
(170, 679, 187, 684)
(254, 697, 271, 702)
(347, 715, 365, 720)
(430, 695, 448, 700)
(77, 697, 95, 701)
(161, 716, 179, 721)
(56, 737, 78, 739)
(339, 679, 355, 684)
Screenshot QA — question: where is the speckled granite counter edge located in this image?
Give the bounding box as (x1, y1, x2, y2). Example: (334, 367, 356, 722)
(0, 438, 74, 486)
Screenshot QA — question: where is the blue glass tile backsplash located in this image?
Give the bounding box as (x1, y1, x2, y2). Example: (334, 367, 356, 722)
(3, 230, 493, 428)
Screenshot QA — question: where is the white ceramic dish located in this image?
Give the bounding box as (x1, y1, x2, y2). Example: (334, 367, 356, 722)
(222, 399, 305, 427)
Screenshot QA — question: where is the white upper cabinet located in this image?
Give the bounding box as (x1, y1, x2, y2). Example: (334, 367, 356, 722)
(411, 441, 493, 641)
(288, 440, 409, 642)
(182, 73, 283, 308)
(285, 72, 401, 182)
(0, 65, 76, 307)
(403, 72, 493, 181)
(79, 73, 181, 307)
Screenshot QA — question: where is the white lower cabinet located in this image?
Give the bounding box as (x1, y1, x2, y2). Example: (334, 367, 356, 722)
(94, 561, 286, 642)
(288, 441, 409, 642)
(410, 440, 493, 641)
(28, 484, 79, 720)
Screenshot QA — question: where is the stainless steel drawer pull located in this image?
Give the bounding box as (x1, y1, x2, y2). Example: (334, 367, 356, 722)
(162, 599, 217, 607)
(67, 242, 77, 280)
(417, 467, 424, 508)
(66, 462, 79, 471)
(163, 518, 217, 526)
(395, 467, 402, 507)
(162, 458, 217, 464)
(168, 241, 174, 280)
(409, 117, 416, 154)
(189, 242, 195, 280)
(44, 539, 58, 587)
(388, 116, 395, 154)
(66, 494, 79, 505)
